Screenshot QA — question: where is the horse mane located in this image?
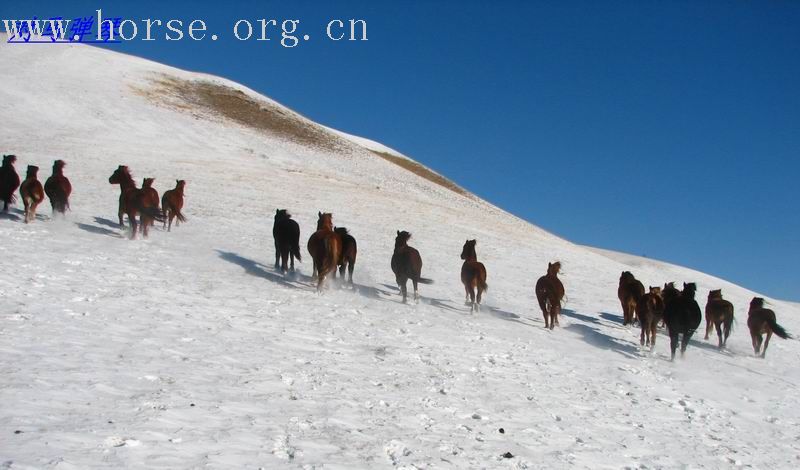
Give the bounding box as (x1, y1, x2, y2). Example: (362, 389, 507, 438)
(334, 227, 350, 235)
(2, 155, 16, 166)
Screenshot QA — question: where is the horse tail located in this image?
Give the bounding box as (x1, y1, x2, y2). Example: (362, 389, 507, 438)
(291, 240, 302, 262)
(767, 318, 791, 339)
(173, 206, 188, 223)
(319, 234, 339, 276)
(418, 278, 434, 285)
(138, 205, 166, 223)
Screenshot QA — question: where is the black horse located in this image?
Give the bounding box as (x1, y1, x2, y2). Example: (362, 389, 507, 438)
(0, 154, 20, 212)
(662, 282, 702, 360)
(334, 227, 357, 285)
(391, 231, 432, 303)
(273, 209, 301, 274)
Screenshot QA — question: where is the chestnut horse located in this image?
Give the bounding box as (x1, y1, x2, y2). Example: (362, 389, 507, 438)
(618, 271, 645, 326)
(334, 227, 357, 285)
(19, 165, 44, 223)
(704, 289, 735, 349)
(662, 282, 702, 360)
(44, 159, 71, 215)
(307, 212, 341, 291)
(108, 166, 164, 239)
(535, 261, 565, 329)
(1, 154, 20, 212)
(391, 231, 433, 303)
(460, 239, 488, 312)
(636, 286, 665, 349)
(162, 180, 187, 231)
(273, 209, 301, 274)
(747, 297, 790, 358)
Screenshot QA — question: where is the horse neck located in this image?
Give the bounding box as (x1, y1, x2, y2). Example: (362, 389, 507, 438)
(119, 175, 136, 191)
(463, 252, 477, 262)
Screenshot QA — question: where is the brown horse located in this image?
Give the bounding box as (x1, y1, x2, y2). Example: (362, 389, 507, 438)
(1, 155, 21, 212)
(704, 289, 735, 349)
(19, 165, 44, 223)
(334, 227, 357, 285)
(460, 239, 488, 312)
(161, 180, 187, 231)
(747, 297, 790, 358)
(391, 231, 433, 303)
(618, 271, 645, 326)
(44, 159, 72, 216)
(307, 212, 341, 291)
(108, 166, 165, 239)
(535, 261, 565, 329)
(636, 286, 665, 349)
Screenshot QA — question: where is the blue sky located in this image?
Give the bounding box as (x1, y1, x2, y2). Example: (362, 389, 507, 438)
(3, 1, 799, 300)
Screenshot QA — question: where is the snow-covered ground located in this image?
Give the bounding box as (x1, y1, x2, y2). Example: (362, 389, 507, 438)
(1, 38, 799, 469)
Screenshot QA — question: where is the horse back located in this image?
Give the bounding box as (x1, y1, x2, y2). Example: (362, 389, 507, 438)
(748, 308, 776, 334)
(392, 245, 422, 279)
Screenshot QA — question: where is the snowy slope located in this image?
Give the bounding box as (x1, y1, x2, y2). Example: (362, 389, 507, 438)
(1, 38, 799, 469)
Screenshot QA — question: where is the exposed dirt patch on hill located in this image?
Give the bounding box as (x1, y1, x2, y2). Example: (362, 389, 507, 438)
(134, 75, 349, 153)
(370, 150, 469, 197)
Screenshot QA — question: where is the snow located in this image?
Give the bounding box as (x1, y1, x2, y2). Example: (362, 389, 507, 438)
(1, 38, 799, 469)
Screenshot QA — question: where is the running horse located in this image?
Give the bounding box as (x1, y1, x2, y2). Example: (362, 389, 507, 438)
(0, 154, 20, 212)
(747, 297, 791, 358)
(704, 289, 735, 349)
(535, 261, 565, 329)
(307, 212, 341, 291)
(108, 166, 164, 239)
(391, 230, 433, 303)
(273, 209, 301, 274)
(662, 282, 702, 360)
(334, 227, 357, 285)
(636, 286, 665, 349)
(618, 271, 645, 326)
(460, 239, 488, 312)
(19, 165, 44, 223)
(161, 180, 188, 232)
(44, 159, 72, 216)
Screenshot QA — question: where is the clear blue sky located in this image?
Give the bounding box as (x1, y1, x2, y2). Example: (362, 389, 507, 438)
(3, 1, 799, 300)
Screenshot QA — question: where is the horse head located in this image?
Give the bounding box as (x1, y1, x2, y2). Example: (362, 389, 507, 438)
(649, 286, 662, 296)
(460, 239, 478, 261)
(317, 212, 333, 231)
(548, 261, 562, 277)
(708, 289, 723, 300)
(275, 209, 291, 221)
(52, 160, 66, 174)
(25, 165, 39, 178)
(2, 155, 16, 166)
(142, 177, 155, 188)
(395, 230, 412, 248)
(749, 297, 766, 312)
(682, 282, 697, 299)
(109, 165, 132, 186)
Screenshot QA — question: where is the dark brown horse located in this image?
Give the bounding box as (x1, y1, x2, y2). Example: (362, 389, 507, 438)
(460, 239, 488, 312)
(19, 165, 44, 223)
(307, 212, 341, 291)
(334, 227, 357, 285)
(273, 209, 301, 274)
(391, 231, 433, 303)
(747, 297, 790, 358)
(704, 289, 735, 349)
(108, 166, 164, 239)
(618, 271, 645, 326)
(636, 286, 665, 349)
(0, 154, 20, 212)
(662, 282, 702, 360)
(162, 180, 187, 232)
(535, 261, 565, 329)
(44, 159, 71, 215)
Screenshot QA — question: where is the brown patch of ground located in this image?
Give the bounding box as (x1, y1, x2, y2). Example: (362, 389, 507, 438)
(370, 150, 469, 197)
(134, 75, 347, 153)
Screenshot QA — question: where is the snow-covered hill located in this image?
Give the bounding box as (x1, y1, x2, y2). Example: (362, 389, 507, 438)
(1, 38, 799, 469)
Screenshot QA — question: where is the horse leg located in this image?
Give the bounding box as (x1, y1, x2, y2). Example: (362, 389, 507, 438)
(704, 316, 713, 340)
(412, 278, 419, 303)
(476, 286, 483, 311)
(715, 322, 724, 349)
(142, 215, 150, 238)
(650, 322, 657, 350)
(348, 259, 354, 285)
(168, 212, 175, 232)
(280, 250, 289, 274)
(669, 333, 678, 361)
(722, 319, 731, 348)
(468, 285, 476, 312)
(640, 323, 646, 346)
(762, 331, 772, 358)
(129, 214, 138, 240)
(554, 304, 561, 326)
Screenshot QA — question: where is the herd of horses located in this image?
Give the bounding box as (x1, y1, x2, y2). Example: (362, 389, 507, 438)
(618, 271, 791, 360)
(0, 156, 792, 360)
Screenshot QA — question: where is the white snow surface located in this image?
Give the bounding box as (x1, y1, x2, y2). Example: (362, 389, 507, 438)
(1, 39, 799, 469)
